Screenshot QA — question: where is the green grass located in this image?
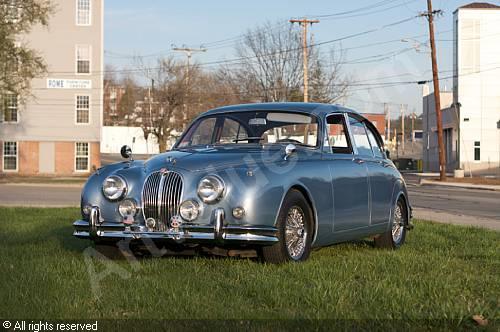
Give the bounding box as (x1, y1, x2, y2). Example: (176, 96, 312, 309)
(0, 208, 498, 328)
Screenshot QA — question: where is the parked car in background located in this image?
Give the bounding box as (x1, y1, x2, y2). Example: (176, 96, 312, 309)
(74, 103, 413, 263)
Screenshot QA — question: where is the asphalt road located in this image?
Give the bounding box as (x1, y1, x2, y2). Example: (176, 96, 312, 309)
(0, 174, 498, 229)
(0, 183, 82, 207)
(404, 174, 500, 221)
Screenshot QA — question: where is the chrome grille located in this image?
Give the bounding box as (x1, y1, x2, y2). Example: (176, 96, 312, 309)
(142, 171, 183, 231)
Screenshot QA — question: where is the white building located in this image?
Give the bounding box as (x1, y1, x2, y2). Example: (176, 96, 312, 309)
(453, 2, 500, 172)
(101, 126, 159, 155)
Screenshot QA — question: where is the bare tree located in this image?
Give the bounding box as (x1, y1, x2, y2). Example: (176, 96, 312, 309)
(118, 74, 139, 126)
(133, 56, 189, 151)
(222, 21, 349, 103)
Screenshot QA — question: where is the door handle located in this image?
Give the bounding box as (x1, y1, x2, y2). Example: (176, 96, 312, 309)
(353, 158, 365, 165)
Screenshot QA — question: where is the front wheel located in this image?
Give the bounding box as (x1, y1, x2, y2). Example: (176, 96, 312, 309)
(261, 190, 313, 264)
(374, 198, 408, 249)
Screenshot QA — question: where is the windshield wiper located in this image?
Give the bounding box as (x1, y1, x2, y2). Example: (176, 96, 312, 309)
(232, 137, 264, 142)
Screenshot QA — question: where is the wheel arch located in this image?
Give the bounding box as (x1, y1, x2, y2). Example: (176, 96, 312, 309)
(276, 184, 319, 245)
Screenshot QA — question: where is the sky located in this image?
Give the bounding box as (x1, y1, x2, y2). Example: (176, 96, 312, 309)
(104, 0, 499, 116)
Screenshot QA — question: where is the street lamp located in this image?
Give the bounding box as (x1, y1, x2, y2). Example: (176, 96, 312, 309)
(401, 38, 431, 54)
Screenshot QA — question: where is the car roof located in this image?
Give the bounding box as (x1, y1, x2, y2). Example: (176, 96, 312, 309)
(202, 102, 361, 118)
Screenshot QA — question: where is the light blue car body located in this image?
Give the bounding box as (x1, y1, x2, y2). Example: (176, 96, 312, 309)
(74, 102, 411, 248)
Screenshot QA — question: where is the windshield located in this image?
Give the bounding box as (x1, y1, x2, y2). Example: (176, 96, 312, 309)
(176, 111, 319, 148)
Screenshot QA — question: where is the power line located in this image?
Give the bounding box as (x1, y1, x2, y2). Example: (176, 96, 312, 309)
(52, 15, 419, 77)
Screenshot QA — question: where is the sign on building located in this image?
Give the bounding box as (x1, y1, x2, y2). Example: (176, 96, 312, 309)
(47, 78, 92, 89)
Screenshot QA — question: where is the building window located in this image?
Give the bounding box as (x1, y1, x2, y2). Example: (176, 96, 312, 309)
(3, 141, 18, 171)
(75, 142, 89, 171)
(1, 94, 18, 122)
(76, 95, 90, 123)
(76, 0, 91, 25)
(76, 45, 91, 74)
(474, 141, 480, 161)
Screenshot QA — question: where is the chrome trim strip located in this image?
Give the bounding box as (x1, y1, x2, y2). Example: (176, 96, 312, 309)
(157, 172, 167, 222)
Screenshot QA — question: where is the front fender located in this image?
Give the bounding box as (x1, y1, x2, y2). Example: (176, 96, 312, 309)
(80, 161, 145, 223)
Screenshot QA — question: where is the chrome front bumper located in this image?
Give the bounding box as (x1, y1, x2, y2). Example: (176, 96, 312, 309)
(73, 207, 279, 245)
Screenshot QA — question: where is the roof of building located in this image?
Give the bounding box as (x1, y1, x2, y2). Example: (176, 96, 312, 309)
(458, 2, 500, 10)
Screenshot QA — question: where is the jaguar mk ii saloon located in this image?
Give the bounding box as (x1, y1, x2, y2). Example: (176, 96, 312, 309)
(74, 102, 412, 263)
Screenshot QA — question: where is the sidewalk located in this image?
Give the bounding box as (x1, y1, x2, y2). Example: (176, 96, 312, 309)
(419, 178, 500, 191)
(413, 208, 499, 231)
(0, 176, 87, 187)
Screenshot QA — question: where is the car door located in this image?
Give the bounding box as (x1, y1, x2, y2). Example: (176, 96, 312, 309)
(364, 122, 394, 225)
(324, 113, 370, 232)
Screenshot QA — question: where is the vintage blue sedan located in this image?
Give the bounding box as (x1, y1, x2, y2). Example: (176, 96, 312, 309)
(74, 102, 412, 263)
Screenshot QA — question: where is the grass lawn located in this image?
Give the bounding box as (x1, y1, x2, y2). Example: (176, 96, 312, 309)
(0, 208, 498, 329)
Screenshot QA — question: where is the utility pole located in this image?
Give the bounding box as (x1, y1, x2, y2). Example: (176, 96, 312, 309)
(401, 104, 405, 154)
(148, 78, 154, 133)
(290, 18, 319, 103)
(411, 112, 416, 141)
(385, 103, 390, 142)
(172, 46, 207, 123)
(172, 47, 207, 87)
(422, 0, 446, 181)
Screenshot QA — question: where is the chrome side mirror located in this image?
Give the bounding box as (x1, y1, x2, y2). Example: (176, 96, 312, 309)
(120, 145, 133, 160)
(284, 144, 296, 161)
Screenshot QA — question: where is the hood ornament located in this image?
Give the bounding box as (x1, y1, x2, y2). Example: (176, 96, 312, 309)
(166, 156, 177, 165)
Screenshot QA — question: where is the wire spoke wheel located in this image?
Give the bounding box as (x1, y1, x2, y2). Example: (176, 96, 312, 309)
(391, 201, 405, 244)
(285, 206, 307, 260)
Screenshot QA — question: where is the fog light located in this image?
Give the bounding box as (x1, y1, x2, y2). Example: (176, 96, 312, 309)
(118, 199, 137, 217)
(232, 207, 245, 219)
(82, 204, 92, 216)
(146, 218, 156, 229)
(179, 200, 200, 221)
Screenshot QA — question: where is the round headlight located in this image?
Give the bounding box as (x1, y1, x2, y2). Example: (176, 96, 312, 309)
(102, 175, 127, 201)
(197, 175, 224, 203)
(118, 199, 137, 217)
(179, 200, 200, 221)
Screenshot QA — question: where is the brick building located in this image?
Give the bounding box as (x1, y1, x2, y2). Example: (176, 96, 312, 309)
(103, 81, 125, 126)
(0, 0, 103, 176)
(362, 113, 386, 137)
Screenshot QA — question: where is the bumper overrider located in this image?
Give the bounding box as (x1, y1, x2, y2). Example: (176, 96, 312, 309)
(73, 207, 279, 245)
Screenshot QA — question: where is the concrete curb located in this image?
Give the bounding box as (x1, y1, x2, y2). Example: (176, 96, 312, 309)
(0, 182, 84, 189)
(413, 207, 499, 231)
(0, 203, 79, 208)
(419, 179, 500, 191)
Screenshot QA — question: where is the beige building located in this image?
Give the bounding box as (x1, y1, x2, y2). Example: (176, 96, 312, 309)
(0, 0, 103, 176)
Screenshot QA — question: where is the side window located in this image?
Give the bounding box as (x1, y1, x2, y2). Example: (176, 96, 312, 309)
(326, 114, 352, 154)
(366, 125, 384, 158)
(349, 116, 373, 157)
(178, 118, 216, 147)
(219, 118, 248, 144)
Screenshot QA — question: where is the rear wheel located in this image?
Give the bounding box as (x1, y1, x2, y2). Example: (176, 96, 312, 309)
(374, 198, 407, 249)
(261, 190, 313, 264)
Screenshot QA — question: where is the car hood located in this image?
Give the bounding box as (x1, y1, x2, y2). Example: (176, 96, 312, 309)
(144, 147, 284, 172)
